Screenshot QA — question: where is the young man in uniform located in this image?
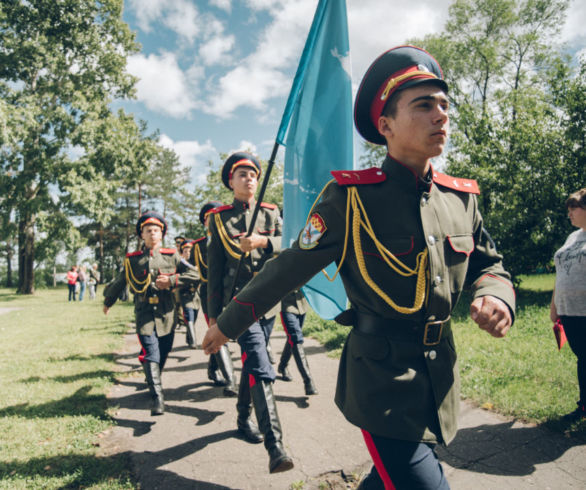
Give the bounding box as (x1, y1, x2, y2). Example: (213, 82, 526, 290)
(179, 239, 199, 348)
(277, 289, 318, 396)
(192, 201, 236, 391)
(207, 152, 294, 473)
(104, 211, 199, 415)
(203, 46, 515, 489)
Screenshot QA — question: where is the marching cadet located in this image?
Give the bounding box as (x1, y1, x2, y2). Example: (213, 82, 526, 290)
(179, 239, 199, 349)
(207, 152, 294, 473)
(104, 211, 199, 416)
(191, 201, 236, 391)
(203, 46, 515, 489)
(277, 289, 318, 396)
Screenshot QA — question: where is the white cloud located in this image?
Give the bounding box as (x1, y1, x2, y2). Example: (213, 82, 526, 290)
(159, 134, 218, 183)
(128, 0, 201, 42)
(231, 140, 258, 155)
(127, 53, 197, 118)
(561, 0, 586, 49)
(210, 0, 232, 12)
(200, 35, 236, 65)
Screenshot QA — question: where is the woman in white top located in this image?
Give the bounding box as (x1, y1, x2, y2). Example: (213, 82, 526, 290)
(550, 188, 586, 420)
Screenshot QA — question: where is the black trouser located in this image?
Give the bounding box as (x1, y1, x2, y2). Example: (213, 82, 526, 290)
(561, 316, 586, 404)
(361, 430, 449, 490)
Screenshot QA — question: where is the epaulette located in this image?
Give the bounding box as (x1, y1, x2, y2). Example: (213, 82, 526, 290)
(209, 204, 234, 214)
(331, 167, 387, 186)
(126, 250, 143, 257)
(160, 248, 176, 254)
(260, 202, 278, 210)
(193, 236, 206, 244)
(432, 171, 480, 194)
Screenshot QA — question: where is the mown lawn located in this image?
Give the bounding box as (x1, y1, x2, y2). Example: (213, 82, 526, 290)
(0, 287, 136, 489)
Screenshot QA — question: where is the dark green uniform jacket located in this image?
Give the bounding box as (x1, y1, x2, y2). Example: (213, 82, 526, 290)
(281, 289, 309, 315)
(104, 245, 199, 336)
(207, 198, 282, 320)
(216, 156, 515, 445)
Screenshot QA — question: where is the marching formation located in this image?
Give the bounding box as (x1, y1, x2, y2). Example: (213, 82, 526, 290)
(102, 45, 522, 489)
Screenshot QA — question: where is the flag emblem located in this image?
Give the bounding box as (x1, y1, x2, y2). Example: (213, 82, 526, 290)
(300, 213, 327, 249)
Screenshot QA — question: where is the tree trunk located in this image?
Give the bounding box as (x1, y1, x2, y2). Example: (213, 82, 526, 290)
(6, 240, 14, 288)
(17, 212, 35, 294)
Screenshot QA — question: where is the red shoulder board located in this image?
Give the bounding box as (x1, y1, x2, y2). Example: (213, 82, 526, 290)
(432, 171, 480, 194)
(160, 248, 176, 254)
(126, 250, 143, 258)
(193, 236, 206, 244)
(209, 204, 234, 214)
(260, 202, 278, 210)
(331, 167, 387, 186)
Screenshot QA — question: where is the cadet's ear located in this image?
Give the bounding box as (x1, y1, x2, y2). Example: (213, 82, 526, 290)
(378, 115, 392, 138)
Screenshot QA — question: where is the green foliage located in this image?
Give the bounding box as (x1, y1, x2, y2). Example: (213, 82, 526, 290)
(0, 0, 139, 293)
(0, 288, 136, 488)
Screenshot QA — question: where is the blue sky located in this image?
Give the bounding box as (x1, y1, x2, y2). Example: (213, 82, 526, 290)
(120, 0, 586, 185)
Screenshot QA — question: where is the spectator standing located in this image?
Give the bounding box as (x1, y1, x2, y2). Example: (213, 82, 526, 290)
(550, 188, 586, 420)
(67, 266, 78, 301)
(88, 263, 101, 299)
(78, 265, 87, 301)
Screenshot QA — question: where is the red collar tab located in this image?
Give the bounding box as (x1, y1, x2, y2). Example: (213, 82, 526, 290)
(193, 236, 206, 243)
(432, 171, 480, 194)
(159, 248, 176, 254)
(370, 65, 439, 128)
(209, 204, 234, 214)
(126, 250, 143, 257)
(260, 202, 278, 210)
(331, 168, 387, 186)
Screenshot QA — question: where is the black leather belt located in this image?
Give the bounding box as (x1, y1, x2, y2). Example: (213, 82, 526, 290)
(335, 309, 450, 346)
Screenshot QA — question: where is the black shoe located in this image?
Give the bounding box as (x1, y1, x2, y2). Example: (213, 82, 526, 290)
(292, 344, 318, 396)
(268, 443, 294, 473)
(144, 362, 165, 415)
(278, 365, 293, 382)
(237, 418, 264, 444)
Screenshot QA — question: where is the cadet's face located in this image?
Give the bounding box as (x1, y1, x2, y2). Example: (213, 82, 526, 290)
(380, 84, 449, 169)
(141, 224, 163, 248)
(181, 246, 191, 259)
(229, 167, 258, 200)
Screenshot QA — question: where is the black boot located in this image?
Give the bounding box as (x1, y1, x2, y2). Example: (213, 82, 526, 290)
(292, 343, 318, 395)
(186, 320, 197, 348)
(250, 379, 294, 473)
(216, 344, 238, 396)
(208, 354, 227, 386)
(236, 374, 264, 443)
(266, 339, 276, 364)
(277, 342, 293, 381)
(143, 361, 165, 415)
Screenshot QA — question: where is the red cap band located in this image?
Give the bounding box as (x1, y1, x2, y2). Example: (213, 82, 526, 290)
(228, 159, 260, 181)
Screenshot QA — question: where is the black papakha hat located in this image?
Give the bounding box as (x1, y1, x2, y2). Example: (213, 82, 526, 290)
(354, 45, 448, 145)
(199, 201, 223, 225)
(221, 152, 262, 189)
(136, 210, 168, 237)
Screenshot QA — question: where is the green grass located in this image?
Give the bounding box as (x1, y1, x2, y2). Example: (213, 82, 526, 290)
(304, 274, 586, 434)
(0, 287, 137, 489)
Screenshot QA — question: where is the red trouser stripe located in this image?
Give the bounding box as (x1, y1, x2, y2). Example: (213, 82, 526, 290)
(279, 312, 294, 346)
(241, 351, 256, 387)
(137, 334, 146, 364)
(361, 429, 396, 490)
(204, 313, 209, 327)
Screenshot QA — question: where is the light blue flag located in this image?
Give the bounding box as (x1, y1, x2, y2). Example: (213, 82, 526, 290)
(277, 0, 353, 320)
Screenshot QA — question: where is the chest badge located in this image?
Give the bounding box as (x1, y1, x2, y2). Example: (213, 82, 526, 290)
(300, 213, 327, 250)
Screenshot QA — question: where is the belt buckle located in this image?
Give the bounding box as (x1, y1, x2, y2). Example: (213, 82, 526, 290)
(148, 297, 159, 304)
(423, 318, 449, 346)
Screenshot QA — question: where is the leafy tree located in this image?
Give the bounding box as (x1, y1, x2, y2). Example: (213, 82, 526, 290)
(0, 0, 138, 293)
